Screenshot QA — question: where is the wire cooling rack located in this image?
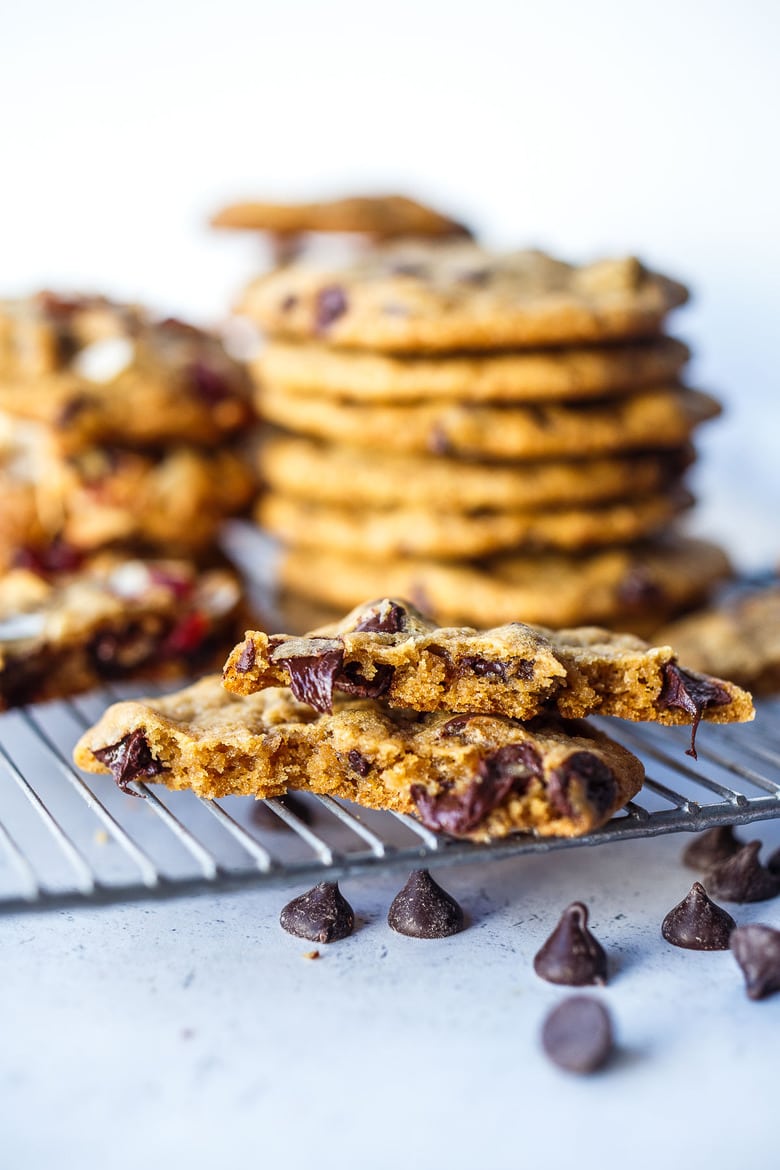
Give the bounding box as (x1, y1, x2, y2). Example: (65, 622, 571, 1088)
(0, 681, 778, 917)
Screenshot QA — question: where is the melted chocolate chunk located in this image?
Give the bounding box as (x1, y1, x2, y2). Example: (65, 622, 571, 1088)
(438, 714, 477, 737)
(659, 663, 732, 759)
(279, 881, 354, 943)
(353, 601, 407, 634)
(387, 869, 465, 938)
(315, 285, 348, 332)
(534, 902, 608, 986)
(188, 361, 230, 404)
(425, 644, 455, 684)
(411, 743, 542, 836)
(334, 661, 394, 700)
(250, 793, 314, 830)
(278, 643, 345, 714)
(547, 752, 617, 821)
(347, 749, 371, 777)
(234, 640, 256, 673)
(661, 881, 736, 950)
(731, 924, 780, 1000)
(92, 730, 164, 795)
(541, 996, 614, 1074)
(682, 825, 744, 871)
(706, 841, 780, 903)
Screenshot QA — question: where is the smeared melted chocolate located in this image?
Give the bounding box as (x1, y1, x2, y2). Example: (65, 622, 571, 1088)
(659, 663, 731, 759)
(411, 742, 542, 836)
(234, 640, 256, 673)
(315, 285, 348, 332)
(548, 752, 617, 820)
(92, 730, 164, 795)
(354, 601, 407, 634)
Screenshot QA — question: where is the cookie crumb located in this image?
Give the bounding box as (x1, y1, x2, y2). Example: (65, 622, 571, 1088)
(303, 949, 321, 961)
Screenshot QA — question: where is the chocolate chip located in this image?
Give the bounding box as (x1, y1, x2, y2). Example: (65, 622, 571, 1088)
(188, 361, 230, 404)
(92, 730, 164, 795)
(315, 285, 348, 332)
(460, 656, 509, 681)
(547, 752, 618, 821)
(541, 996, 614, 1075)
(279, 881, 354, 943)
(411, 743, 542, 836)
(334, 661, 394, 700)
(706, 841, 780, 903)
(250, 793, 314, 830)
(731, 924, 780, 1000)
(534, 903, 608, 986)
(682, 825, 744, 871)
(234, 640, 256, 673)
(353, 601, 407, 634)
(661, 881, 736, 950)
(347, 749, 371, 777)
(425, 644, 454, 684)
(659, 663, 732, 759)
(767, 846, 780, 877)
(438, 714, 476, 737)
(278, 642, 345, 714)
(617, 567, 665, 610)
(387, 869, 465, 938)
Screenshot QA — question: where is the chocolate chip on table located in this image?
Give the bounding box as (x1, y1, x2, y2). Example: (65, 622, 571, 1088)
(661, 881, 736, 950)
(250, 793, 314, 830)
(315, 285, 348, 332)
(534, 902, 608, 986)
(705, 841, 780, 903)
(658, 663, 732, 759)
(92, 730, 164, 795)
(541, 996, 614, 1075)
(682, 825, 744, 871)
(387, 869, 465, 938)
(279, 881, 355, 943)
(731, 924, 780, 1000)
(766, 846, 780, 878)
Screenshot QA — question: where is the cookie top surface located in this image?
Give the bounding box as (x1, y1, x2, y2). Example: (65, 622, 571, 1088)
(258, 336, 690, 402)
(239, 242, 689, 351)
(211, 193, 470, 239)
(73, 674, 643, 839)
(223, 597, 753, 740)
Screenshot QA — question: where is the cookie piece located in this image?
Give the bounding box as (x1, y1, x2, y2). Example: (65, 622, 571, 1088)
(657, 587, 780, 694)
(257, 384, 719, 461)
(223, 597, 753, 734)
(0, 556, 243, 709)
(211, 194, 470, 239)
(257, 490, 690, 559)
(277, 537, 733, 630)
(0, 414, 255, 563)
(260, 436, 693, 512)
(257, 336, 690, 403)
(238, 242, 688, 351)
(0, 300, 253, 450)
(73, 676, 645, 840)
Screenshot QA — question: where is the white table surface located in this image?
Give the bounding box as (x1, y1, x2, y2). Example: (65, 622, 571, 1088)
(1, 814, 778, 1170)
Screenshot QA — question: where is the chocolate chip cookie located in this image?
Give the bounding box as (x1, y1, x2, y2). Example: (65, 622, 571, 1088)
(238, 242, 688, 351)
(223, 598, 754, 743)
(73, 675, 645, 840)
(211, 193, 470, 240)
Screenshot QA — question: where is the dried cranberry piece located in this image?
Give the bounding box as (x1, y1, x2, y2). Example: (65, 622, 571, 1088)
(13, 542, 84, 578)
(163, 612, 209, 656)
(92, 730, 164, 795)
(147, 566, 194, 600)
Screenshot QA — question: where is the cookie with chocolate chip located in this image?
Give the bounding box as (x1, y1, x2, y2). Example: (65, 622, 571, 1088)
(0, 294, 253, 451)
(238, 241, 688, 352)
(211, 193, 470, 240)
(256, 383, 718, 461)
(73, 674, 644, 840)
(222, 598, 753, 750)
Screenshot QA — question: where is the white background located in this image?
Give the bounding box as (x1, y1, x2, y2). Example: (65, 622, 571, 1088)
(1, 7, 779, 1168)
(1, 0, 779, 564)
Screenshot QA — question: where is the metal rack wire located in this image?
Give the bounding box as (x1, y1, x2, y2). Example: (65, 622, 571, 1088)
(0, 685, 778, 917)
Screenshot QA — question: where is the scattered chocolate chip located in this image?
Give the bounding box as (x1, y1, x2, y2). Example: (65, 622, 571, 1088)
(682, 825, 744, 871)
(706, 841, 780, 903)
(661, 881, 736, 950)
(534, 902, 608, 986)
(547, 752, 617, 821)
(278, 642, 345, 714)
(92, 730, 164, 795)
(411, 743, 541, 836)
(659, 663, 732, 759)
(767, 846, 780, 877)
(279, 881, 354, 943)
(250, 793, 314, 830)
(354, 601, 407, 634)
(387, 869, 465, 938)
(731, 924, 780, 1000)
(334, 661, 394, 700)
(617, 567, 665, 610)
(234, 640, 256, 673)
(541, 996, 614, 1074)
(347, 749, 371, 777)
(315, 285, 348, 332)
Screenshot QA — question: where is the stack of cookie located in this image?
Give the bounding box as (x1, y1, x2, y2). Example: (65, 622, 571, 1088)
(236, 239, 729, 633)
(0, 292, 257, 704)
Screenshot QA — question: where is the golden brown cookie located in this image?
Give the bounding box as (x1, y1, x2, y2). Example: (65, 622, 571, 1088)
(211, 193, 470, 239)
(73, 676, 644, 840)
(239, 242, 689, 351)
(257, 336, 690, 403)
